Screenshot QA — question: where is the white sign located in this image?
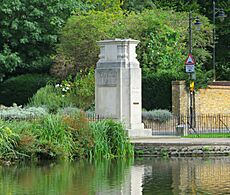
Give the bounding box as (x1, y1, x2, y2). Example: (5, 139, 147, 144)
(185, 65, 195, 73)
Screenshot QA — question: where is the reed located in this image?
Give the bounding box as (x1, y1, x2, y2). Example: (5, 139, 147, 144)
(32, 114, 74, 160)
(0, 120, 20, 160)
(89, 119, 134, 159)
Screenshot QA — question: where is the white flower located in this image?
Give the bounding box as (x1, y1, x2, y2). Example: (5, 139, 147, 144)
(66, 87, 70, 90)
(62, 95, 65, 97)
(55, 84, 60, 88)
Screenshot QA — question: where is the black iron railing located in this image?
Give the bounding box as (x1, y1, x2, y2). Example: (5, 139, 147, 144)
(143, 114, 230, 137)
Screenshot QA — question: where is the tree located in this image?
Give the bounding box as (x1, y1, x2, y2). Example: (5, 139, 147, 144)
(0, 0, 77, 81)
(122, 0, 230, 80)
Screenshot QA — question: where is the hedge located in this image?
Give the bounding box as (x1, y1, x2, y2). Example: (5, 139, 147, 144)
(0, 74, 54, 106)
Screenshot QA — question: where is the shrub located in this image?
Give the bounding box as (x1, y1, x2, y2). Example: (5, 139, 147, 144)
(0, 74, 54, 106)
(0, 106, 48, 120)
(30, 68, 95, 111)
(89, 119, 133, 158)
(142, 109, 172, 123)
(66, 68, 95, 110)
(28, 84, 72, 112)
(54, 68, 95, 110)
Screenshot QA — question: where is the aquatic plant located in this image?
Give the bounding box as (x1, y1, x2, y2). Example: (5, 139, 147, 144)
(32, 114, 74, 160)
(62, 111, 94, 159)
(89, 119, 134, 158)
(0, 120, 20, 160)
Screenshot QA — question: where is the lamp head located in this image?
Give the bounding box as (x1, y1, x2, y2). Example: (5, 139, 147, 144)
(217, 9, 227, 22)
(194, 17, 202, 30)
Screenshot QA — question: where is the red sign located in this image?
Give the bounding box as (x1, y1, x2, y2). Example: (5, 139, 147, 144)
(185, 53, 195, 65)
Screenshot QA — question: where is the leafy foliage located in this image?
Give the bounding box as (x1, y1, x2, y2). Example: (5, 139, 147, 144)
(28, 84, 71, 113)
(121, 0, 230, 81)
(0, 45, 21, 81)
(58, 10, 212, 79)
(0, 0, 77, 80)
(30, 69, 95, 110)
(62, 111, 94, 159)
(83, 0, 122, 11)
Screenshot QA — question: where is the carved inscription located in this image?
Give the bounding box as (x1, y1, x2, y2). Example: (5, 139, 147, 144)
(97, 69, 118, 86)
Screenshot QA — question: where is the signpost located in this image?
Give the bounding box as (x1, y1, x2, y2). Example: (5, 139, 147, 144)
(185, 53, 196, 128)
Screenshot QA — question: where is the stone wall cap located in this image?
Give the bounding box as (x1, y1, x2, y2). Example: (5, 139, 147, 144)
(208, 81, 230, 86)
(97, 38, 140, 44)
(172, 80, 186, 85)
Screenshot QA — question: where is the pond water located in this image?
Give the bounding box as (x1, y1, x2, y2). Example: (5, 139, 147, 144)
(0, 157, 230, 195)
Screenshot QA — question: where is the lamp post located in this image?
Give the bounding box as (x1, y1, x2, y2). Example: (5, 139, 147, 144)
(213, 0, 226, 81)
(187, 12, 201, 128)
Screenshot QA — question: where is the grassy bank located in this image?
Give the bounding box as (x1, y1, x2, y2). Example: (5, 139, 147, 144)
(0, 110, 133, 164)
(184, 133, 230, 138)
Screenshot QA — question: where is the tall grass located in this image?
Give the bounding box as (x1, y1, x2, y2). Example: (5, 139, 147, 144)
(0, 120, 20, 160)
(89, 120, 134, 159)
(32, 114, 74, 160)
(62, 111, 94, 159)
(0, 111, 134, 162)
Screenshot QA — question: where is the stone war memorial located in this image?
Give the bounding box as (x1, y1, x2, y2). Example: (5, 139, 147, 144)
(95, 39, 151, 137)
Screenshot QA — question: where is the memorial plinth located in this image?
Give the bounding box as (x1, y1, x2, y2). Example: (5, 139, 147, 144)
(95, 39, 152, 137)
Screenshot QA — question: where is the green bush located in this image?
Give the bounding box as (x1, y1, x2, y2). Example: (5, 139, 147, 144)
(65, 68, 95, 110)
(29, 68, 95, 111)
(58, 106, 81, 116)
(0, 74, 54, 106)
(28, 84, 72, 113)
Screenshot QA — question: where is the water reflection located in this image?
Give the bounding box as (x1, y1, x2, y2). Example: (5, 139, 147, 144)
(0, 157, 229, 195)
(141, 157, 230, 195)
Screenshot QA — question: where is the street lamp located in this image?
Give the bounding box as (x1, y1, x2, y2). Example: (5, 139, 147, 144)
(213, 0, 227, 81)
(189, 12, 202, 54)
(188, 11, 201, 128)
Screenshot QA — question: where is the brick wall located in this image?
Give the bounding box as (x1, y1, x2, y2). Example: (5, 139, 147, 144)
(172, 81, 230, 115)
